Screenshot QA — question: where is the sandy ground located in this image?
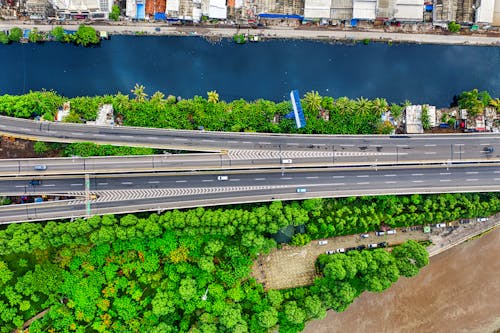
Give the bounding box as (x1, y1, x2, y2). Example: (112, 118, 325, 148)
(304, 227, 500, 333)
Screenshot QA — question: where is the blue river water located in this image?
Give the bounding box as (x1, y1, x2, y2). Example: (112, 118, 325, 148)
(0, 36, 498, 106)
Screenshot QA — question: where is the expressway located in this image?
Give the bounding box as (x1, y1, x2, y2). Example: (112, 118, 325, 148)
(1, 165, 499, 224)
(0, 115, 499, 177)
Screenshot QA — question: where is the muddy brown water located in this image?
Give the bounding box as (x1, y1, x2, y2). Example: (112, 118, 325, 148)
(304, 227, 500, 333)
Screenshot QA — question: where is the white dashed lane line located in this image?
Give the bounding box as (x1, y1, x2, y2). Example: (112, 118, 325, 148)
(357, 175, 369, 178)
(42, 184, 55, 187)
(121, 182, 133, 185)
(202, 179, 213, 182)
(306, 176, 319, 179)
(412, 180, 424, 183)
(440, 179, 451, 182)
(148, 181, 160, 184)
(332, 176, 345, 179)
(384, 174, 397, 177)
(466, 179, 479, 182)
(412, 173, 424, 176)
(119, 135, 133, 139)
(97, 182, 108, 186)
(424, 152, 436, 155)
(385, 181, 397, 184)
(466, 172, 479, 174)
(424, 144, 436, 147)
(175, 180, 187, 183)
(280, 177, 292, 180)
(332, 183, 345, 186)
(440, 173, 451, 175)
(357, 182, 370, 185)
(254, 178, 266, 181)
(70, 183, 83, 186)
(229, 179, 240, 181)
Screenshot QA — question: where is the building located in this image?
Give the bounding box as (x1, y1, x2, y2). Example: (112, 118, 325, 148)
(304, 0, 331, 19)
(52, 0, 113, 19)
(475, 0, 495, 23)
(494, 0, 500, 25)
(394, 0, 424, 20)
(352, 0, 377, 19)
(331, 0, 353, 22)
(208, 0, 227, 18)
(405, 104, 436, 134)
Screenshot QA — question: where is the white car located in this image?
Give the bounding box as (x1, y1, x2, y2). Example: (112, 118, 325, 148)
(336, 248, 345, 253)
(375, 231, 385, 236)
(281, 159, 293, 164)
(318, 240, 328, 245)
(217, 175, 229, 181)
(368, 243, 378, 249)
(477, 217, 488, 222)
(326, 250, 335, 255)
(360, 233, 370, 238)
(386, 230, 396, 235)
(435, 223, 446, 228)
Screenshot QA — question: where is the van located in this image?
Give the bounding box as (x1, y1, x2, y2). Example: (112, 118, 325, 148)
(34, 165, 47, 171)
(386, 230, 396, 235)
(217, 175, 229, 181)
(281, 159, 293, 164)
(296, 188, 307, 193)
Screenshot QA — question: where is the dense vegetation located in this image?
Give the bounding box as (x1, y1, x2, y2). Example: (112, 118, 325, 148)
(33, 141, 158, 158)
(0, 26, 100, 46)
(0, 193, 498, 332)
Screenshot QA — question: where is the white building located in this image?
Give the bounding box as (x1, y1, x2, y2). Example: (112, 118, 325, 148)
(475, 0, 495, 23)
(304, 0, 331, 19)
(53, 0, 113, 19)
(353, 0, 376, 19)
(394, 0, 424, 20)
(208, 0, 227, 19)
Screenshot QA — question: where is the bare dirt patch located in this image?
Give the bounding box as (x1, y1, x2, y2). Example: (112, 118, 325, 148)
(304, 227, 500, 333)
(0, 136, 61, 159)
(251, 229, 428, 290)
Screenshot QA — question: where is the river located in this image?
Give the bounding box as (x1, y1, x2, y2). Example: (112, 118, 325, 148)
(0, 36, 498, 106)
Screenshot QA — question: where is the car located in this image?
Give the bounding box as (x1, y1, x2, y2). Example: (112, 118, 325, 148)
(318, 240, 328, 245)
(217, 175, 229, 181)
(281, 159, 293, 164)
(356, 245, 366, 250)
(378, 242, 388, 248)
(368, 243, 378, 249)
(29, 180, 40, 186)
(435, 223, 446, 228)
(477, 217, 488, 222)
(386, 230, 396, 235)
(483, 146, 495, 154)
(346, 247, 356, 252)
(459, 219, 470, 224)
(336, 248, 345, 253)
(296, 188, 307, 193)
(360, 233, 370, 238)
(326, 250, 335, 255)
(34, 165, 47, 171)
(375, 231, 385, 236)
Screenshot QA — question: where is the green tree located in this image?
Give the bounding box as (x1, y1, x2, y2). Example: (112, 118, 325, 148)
(50, 26, 66, 42)
(290, 233, 311, 246)
(421, 105, 431, 130)
(458, 89, 488, 117)
(207, 91, 219, 104)
(8, 27, 23, 42)
(0, 31, 9, 44)
(448, 21, 461, 33)
(391, 240, 429, 277)
(33, 141, 49, 155)
(28, 28, 43, 43)
(256, 307, 278, 329)
(283, 301, 306, 325)
(303, 91, 322, 112)
(131, 83, 148, 101)
(110, 4, 121, 20)
(74, 25, 100, 46)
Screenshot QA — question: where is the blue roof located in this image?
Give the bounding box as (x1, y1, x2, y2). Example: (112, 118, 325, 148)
(289, 90, 306, 129)
(154, 12, 166, 20)
(137, 4, 145, 19)
(23, 29, 30, 38)
(258, 13, 304, 19)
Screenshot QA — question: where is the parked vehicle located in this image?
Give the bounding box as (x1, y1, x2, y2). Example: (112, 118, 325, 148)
(318, 240, 328, 245)
(356, 245, 366, 250)
(435, 223, 446, 228)
(296, 188, 307, 193)
(281, 159, 293, 164)
(386, 230, 396, 235)
(336, 248, 345, 253)
(346, 247, 356, 252)
(360, 233, 370, 238)
(368, 243, 378, 249)
(459, 219, 470, 224)
(29, 180, 40, 186)
(34, 165, 47, 171)
(483, 146, 495, 154)
(326, 250, 335, 255)
(477, 217, 488, 222)
(217, 175, 229, 181)
(378, 242, 388, 248)
(375, 231, 385, 236)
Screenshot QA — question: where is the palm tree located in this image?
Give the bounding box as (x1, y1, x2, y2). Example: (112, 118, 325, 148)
(372, 98, 388, 115)
(303, 91, 322, 112)
(207, 90, 219, 104)
(489, 98, 500, 113)
(151, 91, 165, 104)
(131, 83, 148, 102)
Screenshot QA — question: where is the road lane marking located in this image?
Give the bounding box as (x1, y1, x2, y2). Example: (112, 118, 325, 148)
(466, 172, 479, 174)
(412, 173, 424, 176)
(340, 144, 354, 147)
(480, 143, 490, 146)
(42, 184, 55, 187)
(495, 178, 500, 181)
(175, 180, 187, 183)
(72, 132, 84, 136)
(70, 183, 83, 186)
(97, 182, 108, 186)
(424, 144, 436, 147)
(93, 134, 105, 137)
(466, 179, 479, 182)
(15, 185, 25, 188)
(242, 141, 252, 144)
(119, 135, 133, 139)
(148, 181, 160, 184)
(440, 179, 451, 182)
(332, 176, 345, 178)
(357, 182, 370, 185)
(147, 136, 160, 140)
(412, 180, 424, 183)
(332, 183, 345, 186)
(357, 175, 369, 178)
(424, 152, 436, 155)
(385, 181, 397, 184)
(384, 174, 397, 177)
(254, 178, 266, 181)
(306, 176, 319, 179)
(174, 138, 188, 141)
(202, 139, 215, 142)
(396, 144, 408, 147)
(280, 177, 292, 180)
(258, 142, 271, 145)
(202, 179, 213, 182)
(229, 179, 240, 181)
(440, 173, 451, 175)
(495, 171, 500, 174)
(121, 182, 133, 185)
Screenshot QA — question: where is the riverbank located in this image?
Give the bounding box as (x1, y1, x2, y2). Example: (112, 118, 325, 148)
(0, 21, 499, 46)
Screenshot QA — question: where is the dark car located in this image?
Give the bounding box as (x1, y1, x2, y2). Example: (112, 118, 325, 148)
(356, 245, 366, 250)
(345, 247, 356, 252)
(378, 242, 388, 248)
(483, 146, 495, 154)
(29, 180, 40, 186)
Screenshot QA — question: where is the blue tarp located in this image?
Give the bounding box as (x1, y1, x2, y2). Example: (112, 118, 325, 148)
(425, 4, 433, 11)
(258, 13, 304, 19)
(63, 30, 76, 35)
(154, 12, 166, 20)
(23, 29, 30, 38)
(350, 19, 358, 26)
(137, 4, 145, 19)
